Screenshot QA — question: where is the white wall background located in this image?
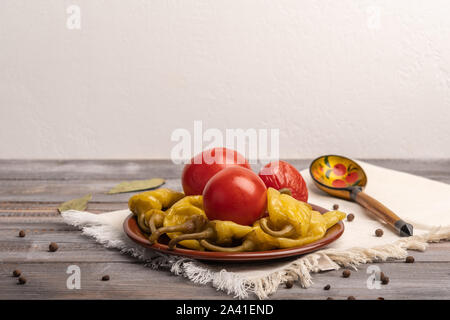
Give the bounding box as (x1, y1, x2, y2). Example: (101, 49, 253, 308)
(0, 0, 449, 159)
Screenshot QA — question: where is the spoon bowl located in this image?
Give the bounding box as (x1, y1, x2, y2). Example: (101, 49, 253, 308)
(309, 155, 367, 200)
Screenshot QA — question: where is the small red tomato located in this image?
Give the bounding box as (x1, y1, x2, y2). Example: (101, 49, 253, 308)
(182, 148, 251, 196)
(203, 166, 267, 226)
(258, 161, 308, 202)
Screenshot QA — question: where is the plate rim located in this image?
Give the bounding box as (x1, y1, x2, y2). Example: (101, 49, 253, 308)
(123, 203, 344, 262)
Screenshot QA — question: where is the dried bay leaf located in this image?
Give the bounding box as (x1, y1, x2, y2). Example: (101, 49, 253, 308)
(58, 194, 92, 213)
(107, 178, 165, 194)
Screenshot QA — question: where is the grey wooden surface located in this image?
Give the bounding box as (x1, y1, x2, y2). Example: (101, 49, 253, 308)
(0, 159, 449, 300)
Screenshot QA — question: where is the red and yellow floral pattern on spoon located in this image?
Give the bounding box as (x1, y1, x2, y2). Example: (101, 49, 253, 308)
(310, 155, 367, 189)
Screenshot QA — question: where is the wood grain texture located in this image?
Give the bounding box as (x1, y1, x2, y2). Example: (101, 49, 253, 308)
(0, 159, 449, 300)
(1, 260, 448, 300)
(0, 159, 449, 182)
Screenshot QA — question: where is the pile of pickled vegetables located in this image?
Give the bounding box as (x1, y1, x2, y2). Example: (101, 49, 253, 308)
(129, 187, 345, 252)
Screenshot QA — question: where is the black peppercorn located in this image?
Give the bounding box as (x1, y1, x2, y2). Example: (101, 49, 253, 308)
(405, 256, 415, 263)
(13, 269, 21, 277)
(333, 204, 339, 210)
(102, 275, 110, 281)
(375, 229, 384, 237)
(347, 296, 356, 300)
(49, 242, 59, 252)
(285, 280, 293, 289)
(346, 214, 355, 222)
(18, 276, 27, 284)
(323, 284, 331, 290)
(342, 270, 351, 278)
(19, 230, 26, 237)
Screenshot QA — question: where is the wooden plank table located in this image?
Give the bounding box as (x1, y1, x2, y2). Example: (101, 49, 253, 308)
(1, 159, 449, 300)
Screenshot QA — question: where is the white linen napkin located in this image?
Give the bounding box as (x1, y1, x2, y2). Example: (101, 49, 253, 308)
(61, 161, 450, 299)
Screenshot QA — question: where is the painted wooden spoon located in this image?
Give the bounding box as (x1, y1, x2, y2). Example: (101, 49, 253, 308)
(309, 155, 413, 237)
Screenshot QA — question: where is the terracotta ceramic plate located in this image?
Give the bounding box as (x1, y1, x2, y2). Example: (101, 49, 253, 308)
(123, 203, 344, 262)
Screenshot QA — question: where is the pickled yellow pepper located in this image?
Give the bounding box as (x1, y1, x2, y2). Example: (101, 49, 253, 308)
(128, 188, 184, 233)
(130, 187, 345, 253)
(201, 188, 345, 252)
(149, 195, 253, 250)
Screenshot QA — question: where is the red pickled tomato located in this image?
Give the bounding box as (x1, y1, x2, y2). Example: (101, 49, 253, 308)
(182, 148, 251, 196)
(203, 166, 267, 226)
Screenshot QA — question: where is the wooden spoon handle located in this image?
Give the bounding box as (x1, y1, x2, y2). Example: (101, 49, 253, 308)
(354, 191, 413, 237)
